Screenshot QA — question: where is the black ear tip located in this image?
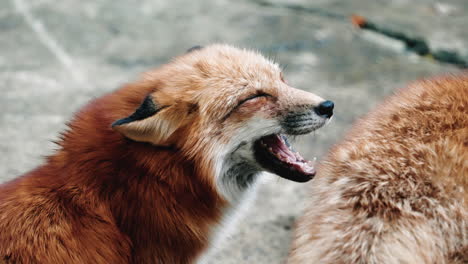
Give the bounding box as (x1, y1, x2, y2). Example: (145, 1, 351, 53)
(111, 118, 131, 127)
(112, 95, 162, 128)
(186, 45, 204, 53)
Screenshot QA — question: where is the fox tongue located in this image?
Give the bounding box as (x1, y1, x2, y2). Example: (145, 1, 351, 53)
(260, 134, 316, 177)
(262, 135, 296, 160)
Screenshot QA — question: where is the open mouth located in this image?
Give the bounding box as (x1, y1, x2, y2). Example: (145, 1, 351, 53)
(253, 134, 315, 182)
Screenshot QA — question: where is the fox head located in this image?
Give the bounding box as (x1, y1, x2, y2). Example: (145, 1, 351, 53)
(112, 44, 333, 202)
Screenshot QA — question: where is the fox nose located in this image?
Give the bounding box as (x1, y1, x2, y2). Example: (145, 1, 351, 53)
(314, 100, 334, 118)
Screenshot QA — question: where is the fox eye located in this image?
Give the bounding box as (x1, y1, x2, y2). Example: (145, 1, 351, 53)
(237, 93, 271, 107)
(222, 92, 271, 121)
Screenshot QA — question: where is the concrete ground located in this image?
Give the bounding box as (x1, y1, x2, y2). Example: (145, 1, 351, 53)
(1, 0, 466, 263)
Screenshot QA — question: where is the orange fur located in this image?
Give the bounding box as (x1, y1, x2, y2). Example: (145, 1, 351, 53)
(0, 44, 328, 263)
(288, 73, 468, 263)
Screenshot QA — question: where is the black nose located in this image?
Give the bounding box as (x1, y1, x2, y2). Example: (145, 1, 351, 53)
(314, 100, 334, 118)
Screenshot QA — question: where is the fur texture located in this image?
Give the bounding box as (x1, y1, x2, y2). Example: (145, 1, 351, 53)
(0, 44, 329, 264)
(288, 73, 468, 264)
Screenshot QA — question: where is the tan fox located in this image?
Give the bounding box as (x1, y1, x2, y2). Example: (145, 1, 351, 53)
(288, 74, 467, 263)
(0, 44, 333, 264)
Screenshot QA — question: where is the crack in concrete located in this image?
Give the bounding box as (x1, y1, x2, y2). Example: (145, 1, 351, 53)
(351, 14, 468, 69)
(253, 1, 467, 69)
(12, 0, 88, 85)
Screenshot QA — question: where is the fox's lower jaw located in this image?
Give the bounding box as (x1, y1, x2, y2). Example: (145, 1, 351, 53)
(215, 114, 328, 202)
(251, 113, 327, 182)
(253, 134, 315, 182)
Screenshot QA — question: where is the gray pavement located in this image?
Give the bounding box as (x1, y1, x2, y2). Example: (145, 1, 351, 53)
(1, 0, 466, 263)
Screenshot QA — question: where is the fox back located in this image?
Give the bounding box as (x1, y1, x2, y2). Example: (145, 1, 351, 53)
(288, 74, 468, 264)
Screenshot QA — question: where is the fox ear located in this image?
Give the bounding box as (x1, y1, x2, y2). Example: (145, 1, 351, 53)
(112, 95, 182, 146)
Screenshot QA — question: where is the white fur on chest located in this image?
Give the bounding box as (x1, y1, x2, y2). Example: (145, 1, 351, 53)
(195, 176, 262, 264)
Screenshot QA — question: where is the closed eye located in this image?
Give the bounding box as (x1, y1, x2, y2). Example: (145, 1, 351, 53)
(237, 92, 271, 107)
(222, 92, 271, 121)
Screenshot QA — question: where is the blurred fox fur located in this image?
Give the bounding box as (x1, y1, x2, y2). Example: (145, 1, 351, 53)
(289, 74, 467, 264)
(0, 44, 328, 264)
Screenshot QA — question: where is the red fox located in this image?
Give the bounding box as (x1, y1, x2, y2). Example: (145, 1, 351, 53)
(288, 74, 467, 263)
(0, 44, 333, 263)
